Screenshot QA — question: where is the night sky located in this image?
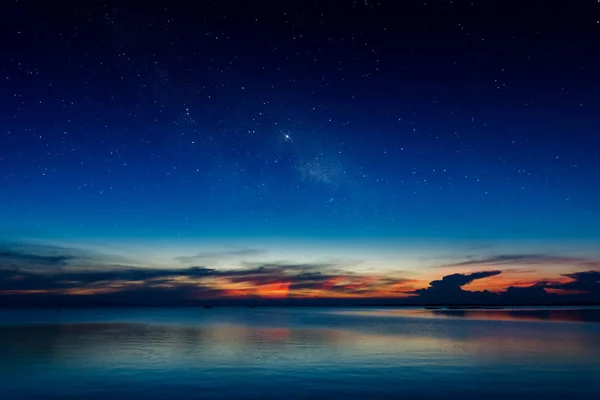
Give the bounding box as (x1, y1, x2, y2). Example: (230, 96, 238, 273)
(1, 1, 599, 305)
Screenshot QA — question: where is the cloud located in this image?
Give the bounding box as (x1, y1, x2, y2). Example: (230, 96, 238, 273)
(408, 270, 502, 303)
(545, 271, 600, 293)
(0, 252, 412, 302)
(2, 242, 599, 305)
(0, 266, 217, 292)
(499, 269, 538, 274)
(437, 254, 586, 268)
(0, 242, 131, 271)
(201, 262, 410, 296)
(0, 251, 73, 266)
(0, 242, 352, 297)
(410, 268, 600, 304)
(579, 261, 600, 269)
(174, 248, 266, 263)
(430, 270, 502, 288)
(0, 243, 81, 267)
(500, 285, 550, 303)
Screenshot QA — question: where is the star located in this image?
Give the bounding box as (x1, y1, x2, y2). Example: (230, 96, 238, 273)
(282, 131, 294, 143)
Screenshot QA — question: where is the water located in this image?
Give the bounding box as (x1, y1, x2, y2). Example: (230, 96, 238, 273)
(1, 307, 599, 399)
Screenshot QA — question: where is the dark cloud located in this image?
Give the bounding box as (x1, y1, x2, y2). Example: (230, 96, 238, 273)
(0, 258, 325, 293)
(410, 269, 600, 305)
(0, 250, 75, 266)
(437, 254, 587, 268)
(233, 263, 411, 293)
(224, 262, 344, 288)
(408, 270, 501, 304)
(0, 256, 411, 302)
(0, 248, 350, 295)
(430, 270, 502, 288)
(500, 285, 550, 303)
(0, 251, 74, 265)
(86, 283, 226, 304)
(0, 267, 217, 292)
(242, 262, 340, 271)
(2, 242, 599, 306)
(545, 271, 600, 293)
(208, 263, 346, 289)
(174, 249, 266, 263)
(0, 242, 134, 271)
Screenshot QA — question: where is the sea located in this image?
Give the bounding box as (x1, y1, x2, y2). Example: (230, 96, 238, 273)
(0, 306, 599, 399)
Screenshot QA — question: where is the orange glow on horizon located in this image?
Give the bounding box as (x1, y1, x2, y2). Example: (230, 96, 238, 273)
(1, 266, 592, 301)
(463, 270, 572, 293)
(256, 281, 291, 298)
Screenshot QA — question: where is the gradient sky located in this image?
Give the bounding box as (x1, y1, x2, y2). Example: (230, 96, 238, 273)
(1, 1, 599, 305)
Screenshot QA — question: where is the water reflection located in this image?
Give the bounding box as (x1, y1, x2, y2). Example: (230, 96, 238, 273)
(337, 306, 600, 324)
(431, 308, 600, 323)
(1, 319, 598, 368)
(0, 308, 599, 399)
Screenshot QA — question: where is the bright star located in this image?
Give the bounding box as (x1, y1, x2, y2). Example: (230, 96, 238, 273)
(282, 131, 294, 143)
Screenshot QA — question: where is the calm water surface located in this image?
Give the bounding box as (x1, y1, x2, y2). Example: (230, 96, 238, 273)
(1, 307, 599, 399)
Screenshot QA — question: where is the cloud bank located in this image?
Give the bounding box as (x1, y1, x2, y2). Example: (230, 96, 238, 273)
(0, 242, 598, 306)
(410, 269, 600, 305)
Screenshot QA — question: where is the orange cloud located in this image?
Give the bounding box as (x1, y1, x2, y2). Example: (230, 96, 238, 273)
(256, 281, 290, 298)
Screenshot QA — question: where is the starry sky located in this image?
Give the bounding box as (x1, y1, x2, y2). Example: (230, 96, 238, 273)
(1, 1, 599, 305)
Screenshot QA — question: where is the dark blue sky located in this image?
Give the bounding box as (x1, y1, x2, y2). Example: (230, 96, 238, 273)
(0, 1, 599, 304)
